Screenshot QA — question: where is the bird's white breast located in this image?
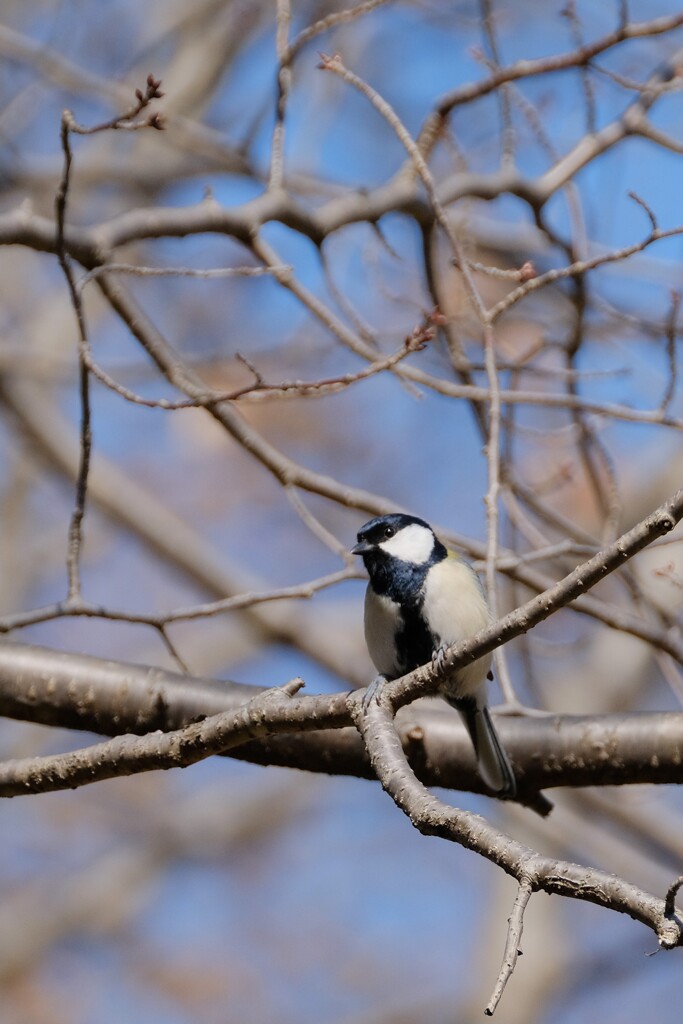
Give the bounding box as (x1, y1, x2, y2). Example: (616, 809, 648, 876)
(363, 587, 402, 678)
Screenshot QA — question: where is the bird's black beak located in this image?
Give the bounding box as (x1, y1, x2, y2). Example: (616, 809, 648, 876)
(351, 540, 372, 556)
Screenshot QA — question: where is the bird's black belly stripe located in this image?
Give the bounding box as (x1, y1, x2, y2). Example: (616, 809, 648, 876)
(394, 604, 435, 676)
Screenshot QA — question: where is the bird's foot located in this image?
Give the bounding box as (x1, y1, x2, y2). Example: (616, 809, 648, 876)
(361, 674, 387, 712)
(431, 641, 450, 677)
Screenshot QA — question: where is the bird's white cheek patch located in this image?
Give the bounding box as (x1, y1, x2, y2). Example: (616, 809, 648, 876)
(380, 524, 434, 564)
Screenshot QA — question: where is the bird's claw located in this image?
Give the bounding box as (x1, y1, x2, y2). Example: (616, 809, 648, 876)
(431, 641, 450, 677)
(361, 675, 387, 712)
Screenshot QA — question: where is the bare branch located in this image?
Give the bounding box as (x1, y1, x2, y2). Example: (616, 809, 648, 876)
(350, 695, 683, 951)
(3, 641, 683, 795)
(485, 877, 533, 1015)
(55, 111, 92, 600)
(664, 876, 683, 919)
(417, 11, 683, 155)
(0, 677, 306, 796)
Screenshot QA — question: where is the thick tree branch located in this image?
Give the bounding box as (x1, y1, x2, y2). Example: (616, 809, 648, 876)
(0, 676, 311, 796)
(2, 641, 683, 795)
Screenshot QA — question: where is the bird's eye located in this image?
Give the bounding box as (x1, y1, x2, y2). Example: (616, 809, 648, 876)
(383, 526, 395, 539)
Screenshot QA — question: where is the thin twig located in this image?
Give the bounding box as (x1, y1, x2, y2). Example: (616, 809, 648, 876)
(56, 113, 92, 600)
(79, 316, 431, 410)
(284, 0, 393, 64)
(79, 262, 291, 288)
(286, 487, 352, 561)
(562, 1, 596, 133)
(479, 0, 515, 165)
(488, 224, 683, 322)
(54, 77, 165, 599)
(0, 567, 360, 634)
(664, 876, 683, 919)
(660, 290, 681, 413)
(270, 0, 291, 190)
(156, 624, 192, 674)
(485, 878, 534, 1015)
(415, 10, 683, 159)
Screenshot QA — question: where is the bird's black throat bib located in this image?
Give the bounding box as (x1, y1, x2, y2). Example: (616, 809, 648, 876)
(362, 550, 439, 677)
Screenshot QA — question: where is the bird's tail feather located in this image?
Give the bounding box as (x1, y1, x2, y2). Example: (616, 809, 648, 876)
(456, 700, 517, 798)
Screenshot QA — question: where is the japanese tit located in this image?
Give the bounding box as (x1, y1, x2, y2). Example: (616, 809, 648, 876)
(352, 513, 516, 798)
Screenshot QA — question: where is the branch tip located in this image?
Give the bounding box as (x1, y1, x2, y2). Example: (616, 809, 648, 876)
(485, 879, 533, 1015)
(317, 51, 342, 70)
(627, 189, 658, 231)
(283, 677, 306, 696)
(664, 874, 683, 918)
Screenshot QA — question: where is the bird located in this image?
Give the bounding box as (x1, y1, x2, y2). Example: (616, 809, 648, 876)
(351, 512, 516, 799)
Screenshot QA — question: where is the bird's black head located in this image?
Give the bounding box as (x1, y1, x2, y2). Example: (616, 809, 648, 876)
(351, 513, 446, 576)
